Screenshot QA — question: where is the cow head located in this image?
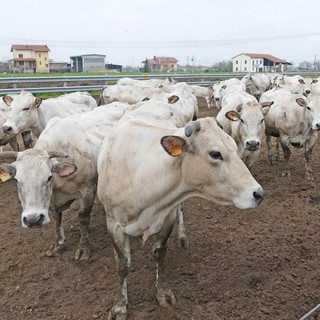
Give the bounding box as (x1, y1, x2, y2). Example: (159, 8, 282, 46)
(225, 101, 273, 151)
(2, 91, 41, 135)
(0, 149, 77, 228)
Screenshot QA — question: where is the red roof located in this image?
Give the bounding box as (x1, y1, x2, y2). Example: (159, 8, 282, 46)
(11, 44, 50, 52)
(242, 53, 289, 64)
(147, 56, 179, 65)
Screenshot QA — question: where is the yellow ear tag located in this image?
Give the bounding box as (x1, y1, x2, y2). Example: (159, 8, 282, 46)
(171, 146, 183, 156)
(0, 172, 11, 182)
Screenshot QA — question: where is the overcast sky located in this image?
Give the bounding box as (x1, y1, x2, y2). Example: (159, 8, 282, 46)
(1, 0, 320, 68)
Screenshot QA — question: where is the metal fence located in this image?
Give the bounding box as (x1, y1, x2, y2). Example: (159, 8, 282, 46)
(0, 72, 320, 95)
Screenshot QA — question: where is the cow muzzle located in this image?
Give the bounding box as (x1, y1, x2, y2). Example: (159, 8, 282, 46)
(3, 125, 13, 134)
(245, 140, 260, 151)
(22, 214, 46, 228)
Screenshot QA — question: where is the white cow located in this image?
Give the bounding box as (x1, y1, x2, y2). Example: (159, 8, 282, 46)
(0, 96, 33, 151)
(217, 91, 272, 168)
(97, 115, 265, 318)
(211, 78, 245, 110)
(100, 84, 162, 105)
(264, 92, 320, 180)
(116, 76, 175, 87)
(2, 91, 97, 138)
(241, 73, 272, 100)
(0, 102, 129, 260)
(273, 75, 311, 96)
(189, 85, 214, 109)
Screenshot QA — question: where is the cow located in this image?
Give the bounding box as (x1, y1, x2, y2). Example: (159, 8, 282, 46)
(264, 92, 320, 180)
(241, 73, 272, 100)
(0, 102, 129, 260)
(0, 95, 34, 151)
(116, 76, 175, 87)
(217, 91, 272, 169)
(210, 78, 245, 110)
(97, 115, 265, 319)
(2, 91, 97, 138)
(273, 75, 311, 96)
(100, 84, 162, 105)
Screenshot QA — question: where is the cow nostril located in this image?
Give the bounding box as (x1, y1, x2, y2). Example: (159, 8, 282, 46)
(215, 98, 220, 101)
(253, 191, 264, 205)
(23, 214, 45, 228)
(3, 126, 12, 133)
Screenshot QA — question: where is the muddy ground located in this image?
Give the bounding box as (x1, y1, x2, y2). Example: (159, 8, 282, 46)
(0, 98, 319, 320)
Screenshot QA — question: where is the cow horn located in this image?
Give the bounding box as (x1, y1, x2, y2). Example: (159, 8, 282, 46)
(48, 151, 68, 158)
(0, 151, 18, 161)
(185, 120, 201, 137)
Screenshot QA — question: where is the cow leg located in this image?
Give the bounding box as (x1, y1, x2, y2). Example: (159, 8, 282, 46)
(74, 187, 96, 260)
(176, 204, 188, 248)
(153, 210, 177, 308)
(279, 137, 291, 177)
(107, 216, 130, 320)
(266, 134, 274, 164)
(304, 133, 317, 181)
(46, 208, 66, 257)
(274, 137, 280, 161)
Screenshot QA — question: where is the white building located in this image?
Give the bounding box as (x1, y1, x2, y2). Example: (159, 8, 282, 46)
(232, 53, 292, 73)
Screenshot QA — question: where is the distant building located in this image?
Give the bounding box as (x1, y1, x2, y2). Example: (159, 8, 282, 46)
(232, 53, 292, 72)
(70, 54, 106, 72)
(49, 61, 71, 73)
(144, 56, 179, 72)
(105, 63, 122, 72)
(9, 44, 50, 73)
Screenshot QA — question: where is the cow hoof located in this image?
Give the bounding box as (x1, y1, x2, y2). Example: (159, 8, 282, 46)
(178, 237, 189, 249)
(46, 244, 65, 257)
(74, 247, 91, 260)
(157, 288, 177, 307)
(107, 305, 127, 320)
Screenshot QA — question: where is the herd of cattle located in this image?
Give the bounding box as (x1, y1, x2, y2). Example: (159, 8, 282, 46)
(0, 73, 319, 318)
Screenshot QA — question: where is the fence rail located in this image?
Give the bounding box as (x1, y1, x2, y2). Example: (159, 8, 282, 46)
(0, 72, 319, 95)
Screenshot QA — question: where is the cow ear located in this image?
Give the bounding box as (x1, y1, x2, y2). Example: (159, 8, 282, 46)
(260, 101, 274, 108)
(296, 98, 306, 107)
(34, 97, 42, 108)
(3, 95, 13, 106)
(0, 164, 16, 182)
(52, 162, 77, 177)
(161, 135, 186, 157)
(225, 110, 241, 121)
(168, 95, 179, 104)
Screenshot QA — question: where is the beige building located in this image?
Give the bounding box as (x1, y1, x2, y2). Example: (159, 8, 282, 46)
(232, 53, 292, 73)
(10, 44, 50, 73)
(145, 56, 179, 72)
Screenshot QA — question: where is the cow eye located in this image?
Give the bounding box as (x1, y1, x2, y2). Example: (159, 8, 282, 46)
(209, 151, 223, 160)
(240, 118, 244, 123)
(13, 177, 18, 183)
(22, 107, 30, 111)
(260, 119, 264, 123)
(47, 176, 53, 183)
(306, 106, 311, 110)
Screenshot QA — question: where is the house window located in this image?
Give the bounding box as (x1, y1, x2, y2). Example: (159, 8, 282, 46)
(19, 54, 23, 58)
(45, 64, 48, 67)
(244, 67, 247, 71)
(19, 61, 24, 65)
(236, 67, 238, 71)
(252, 60, 254, 65)
(245, 60, 247, 64)
(45, 57, 47, 61)
(236, 60, 238, 64)
(39, 61, 41, 65)
(39, 53, 41, 57)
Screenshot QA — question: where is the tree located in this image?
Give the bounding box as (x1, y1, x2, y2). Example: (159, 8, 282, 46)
(212, 60, 233, 72)
(143, 58, 151, 73)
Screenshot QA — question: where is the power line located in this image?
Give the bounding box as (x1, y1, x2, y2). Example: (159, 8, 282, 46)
(1, 32, 319, 49)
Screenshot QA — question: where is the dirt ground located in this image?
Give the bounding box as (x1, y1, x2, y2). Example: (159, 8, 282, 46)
(0, 97, 319, 320)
